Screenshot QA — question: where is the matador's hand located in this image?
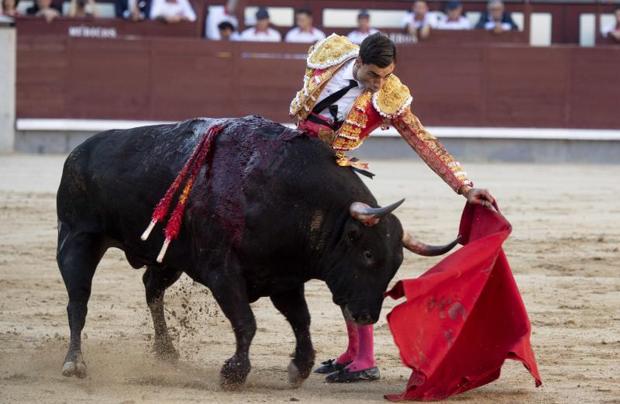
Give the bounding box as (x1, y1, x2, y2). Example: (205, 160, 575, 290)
(463, 187, 496, 210)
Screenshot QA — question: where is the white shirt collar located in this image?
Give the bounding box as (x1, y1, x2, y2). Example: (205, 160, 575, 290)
(342, 59, 361, 86)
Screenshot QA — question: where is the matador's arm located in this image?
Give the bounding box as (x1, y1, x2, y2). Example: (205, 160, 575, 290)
(391, 109, 473, 194)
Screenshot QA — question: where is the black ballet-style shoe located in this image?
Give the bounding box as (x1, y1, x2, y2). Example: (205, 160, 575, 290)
(314, 358, 350, 374)
(325, 366, 381, 383)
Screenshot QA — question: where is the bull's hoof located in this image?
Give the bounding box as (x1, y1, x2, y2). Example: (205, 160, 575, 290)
(219, 357, 250, 390)
(153, 341, 180, 362)
(62, 358, 87, 378)
(287, 361, 310, 388)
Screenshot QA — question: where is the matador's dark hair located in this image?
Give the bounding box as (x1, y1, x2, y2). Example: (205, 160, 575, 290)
(359, 33, 397, 68)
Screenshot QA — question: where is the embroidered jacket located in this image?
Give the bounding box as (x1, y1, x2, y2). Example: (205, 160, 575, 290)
(290, 34, 472, 193)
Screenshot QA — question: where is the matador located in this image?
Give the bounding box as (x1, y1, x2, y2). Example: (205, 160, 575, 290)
(290, 33, 496, 383)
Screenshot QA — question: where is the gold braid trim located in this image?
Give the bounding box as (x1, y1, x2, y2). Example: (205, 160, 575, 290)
(332, 91, 372, 152)
(290, 67, 339, 120)
(289, 66, 314, 116)
(372, 75, 413, 119)
(393, 109, 472, 193)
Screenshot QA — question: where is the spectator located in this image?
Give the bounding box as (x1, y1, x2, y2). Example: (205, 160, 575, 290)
(436, 0, 471, 30)
(402, 0, 438, 40)
(205, 0, 239, 40)
(218, 20, 239, 40)
(35, 0, 60, 22)
(67, 0, 97, 17)
(1, 0, 20, 17)
(116, 0, 151, 21)
(239, 7, 281, 42)
(285, 8, 325, 43)
(347, 10, 378, 45)
(149, 0, 196, 23)
(26, 0, 62, 16)
(602, 7, 620, 42)
(475, 0, 518, 32)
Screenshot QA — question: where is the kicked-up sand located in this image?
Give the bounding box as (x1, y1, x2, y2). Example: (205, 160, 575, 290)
(0, 154, 618, 403)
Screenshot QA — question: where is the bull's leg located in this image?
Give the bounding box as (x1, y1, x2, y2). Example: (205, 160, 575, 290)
(57, 228, 106, 378)
(142, 266, 183, 361)
(270, 285, 315, 388)
(206, 269, 256, 388)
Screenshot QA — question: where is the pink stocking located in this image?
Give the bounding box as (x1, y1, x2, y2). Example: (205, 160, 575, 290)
(335, 321, 358, 364)
(346, 324, 376, 371)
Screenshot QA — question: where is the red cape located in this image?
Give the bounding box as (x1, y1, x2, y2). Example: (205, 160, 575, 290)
(385, 203, 542, 401)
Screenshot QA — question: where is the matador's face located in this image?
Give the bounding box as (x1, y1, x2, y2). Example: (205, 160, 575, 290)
(353, 58, 396, 93)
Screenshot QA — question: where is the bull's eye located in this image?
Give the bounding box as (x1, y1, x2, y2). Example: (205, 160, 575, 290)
(364, 250, 373, 261)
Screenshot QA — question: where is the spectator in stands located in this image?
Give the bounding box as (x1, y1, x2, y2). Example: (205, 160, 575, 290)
(1, 0, 20, 17)
(347, 10, 378, 45)
(218, 20, 239, 40)
(602, 7, 620, 42)
(285, 8, 325, 43)
(67, 0, 97, 17)
(149, 0, 196, 23)
(402, 0, 438, 40)
(116, 0, 151, 21)
(35, 0, 60, 22)
(26, 0, 62, 16)
(206, 0, 239, 40)
(436, 0, 471, 30)
(475, 0, 518, 32)
(239, 7, 281, 42)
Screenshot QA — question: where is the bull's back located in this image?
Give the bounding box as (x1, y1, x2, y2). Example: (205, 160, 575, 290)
(55, 115, 372, 266)
(56, 120, 210, 238)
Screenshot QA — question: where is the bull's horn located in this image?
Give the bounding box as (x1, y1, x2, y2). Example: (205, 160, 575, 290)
(402, 231, 461, 256)
(350, 199, 405, 226)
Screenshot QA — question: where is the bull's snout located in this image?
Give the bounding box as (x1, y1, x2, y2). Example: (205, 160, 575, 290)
(343, 305, 378, 325)
(353, 312, 374, 325)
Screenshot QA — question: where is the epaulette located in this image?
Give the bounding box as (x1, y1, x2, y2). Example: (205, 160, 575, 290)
(372, 74, 413, 119)
(307, 34, 359, 69)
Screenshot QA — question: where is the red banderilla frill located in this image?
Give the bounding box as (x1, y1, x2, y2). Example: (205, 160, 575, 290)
(141, 124, 223, 262)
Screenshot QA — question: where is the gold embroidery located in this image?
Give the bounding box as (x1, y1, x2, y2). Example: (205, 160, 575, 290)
(396, 110, 470, 192)
(335, 153, 369, 170)
(317, 127, 337, 144)
(372, 75, 413, 119)
(335, 152, 348, 166)
(290, 35, 360, 121)
(329, 91, 372, 153)
(290, 65, 351, 121)
(307, 34, 359, 69)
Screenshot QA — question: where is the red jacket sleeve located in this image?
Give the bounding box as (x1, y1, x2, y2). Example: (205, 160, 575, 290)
(391, 109, 472, 193)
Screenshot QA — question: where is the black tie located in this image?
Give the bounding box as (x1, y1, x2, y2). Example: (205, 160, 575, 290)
(311, 79, 359, 122)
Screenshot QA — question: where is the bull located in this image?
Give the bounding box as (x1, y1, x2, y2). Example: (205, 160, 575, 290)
(56, 115, 458, 387)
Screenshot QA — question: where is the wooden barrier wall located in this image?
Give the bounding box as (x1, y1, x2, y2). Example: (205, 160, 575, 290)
(16, 27, 620, 129)
(15, 17, 202, 38)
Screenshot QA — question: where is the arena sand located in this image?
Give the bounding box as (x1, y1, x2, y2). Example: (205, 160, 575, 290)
(0, 154, 618, 403)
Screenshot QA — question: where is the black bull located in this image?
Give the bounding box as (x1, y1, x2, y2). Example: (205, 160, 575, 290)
(56, 115, 458, 387)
